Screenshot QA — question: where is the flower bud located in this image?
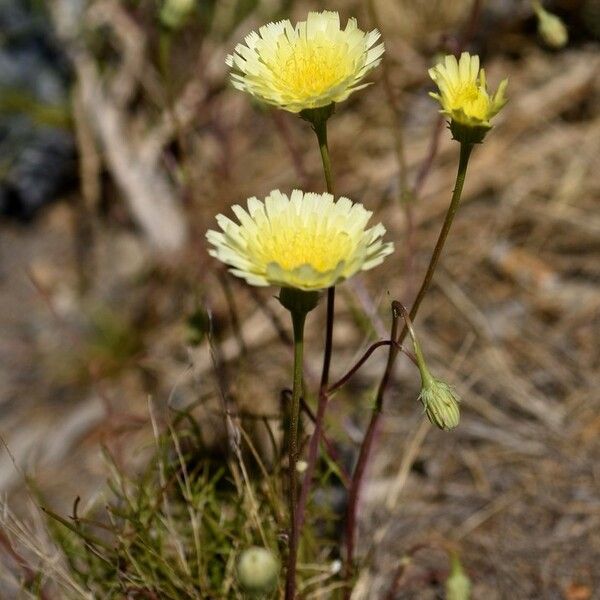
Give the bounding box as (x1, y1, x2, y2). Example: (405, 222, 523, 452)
(159, 0, 195, 30)
(534, 3, 568, 48)
(419, 376, 461, 430)
(446, 554, 471, 600)
(237, 547, 280, 596)
(400, 303, 461, 431)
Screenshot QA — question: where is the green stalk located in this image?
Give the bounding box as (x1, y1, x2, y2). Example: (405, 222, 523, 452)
(313, 117, 336, 391)
(400, 142, 473, 337)
(313, 117, 334, 195)
(284, 308, 306, 600)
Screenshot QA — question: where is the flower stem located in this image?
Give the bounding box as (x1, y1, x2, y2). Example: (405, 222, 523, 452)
(400, 142, 473, 342)
(344, 302, 401, 590)
(285, 309, 306, 600)
(343, 142, 474, 594)
(294, 114, 336, 537)
(313, 115, 334, 388)
(315, 118, 335, 195)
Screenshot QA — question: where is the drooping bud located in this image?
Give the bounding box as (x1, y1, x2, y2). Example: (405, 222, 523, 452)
(446, 553, 472, 600)
(419, 375, 461, 431)
(237, 547, 280, 596)
(534, 2, 569, 48)
(398, 302, 461, 431)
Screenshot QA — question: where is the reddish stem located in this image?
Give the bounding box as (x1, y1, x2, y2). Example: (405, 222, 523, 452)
(343, 303, 401, 591)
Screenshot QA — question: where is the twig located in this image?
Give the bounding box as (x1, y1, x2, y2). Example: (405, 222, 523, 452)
(328, 340, 416, 395)
(49, 0, 188, 253)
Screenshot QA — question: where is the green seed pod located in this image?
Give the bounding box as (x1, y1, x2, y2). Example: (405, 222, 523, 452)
(237, 547, 280, 597)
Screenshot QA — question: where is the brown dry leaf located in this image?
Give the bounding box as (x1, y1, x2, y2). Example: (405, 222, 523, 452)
(564, 583, 593, 600)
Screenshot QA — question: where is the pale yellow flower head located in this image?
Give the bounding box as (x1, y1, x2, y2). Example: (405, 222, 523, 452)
(429, 52, 508, 133)
(206, 190, 393, 291)
(225, 11, 384, 113)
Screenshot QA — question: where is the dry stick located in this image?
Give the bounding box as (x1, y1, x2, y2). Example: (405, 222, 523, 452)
(343, 143, 474, 594)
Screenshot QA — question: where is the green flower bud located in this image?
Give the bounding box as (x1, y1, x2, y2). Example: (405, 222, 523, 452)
(419, 376, 460, 431)
(446, 554, 471, 600)
(237, 547, 280, 596)
(534, 3, 568, 48)
(396, 300, 462, 431)
(160, 0, 195, 30)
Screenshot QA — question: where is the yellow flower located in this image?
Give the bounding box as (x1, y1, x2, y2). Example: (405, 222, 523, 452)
(225, 11, 384, 113)
(206, 190, 393, 291)
(429, 52, 508, 132)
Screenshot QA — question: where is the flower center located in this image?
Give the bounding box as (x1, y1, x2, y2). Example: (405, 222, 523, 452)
(257, 224, 352, 272)
(450, 83, 490, 120)
(270, 40, 351, 97)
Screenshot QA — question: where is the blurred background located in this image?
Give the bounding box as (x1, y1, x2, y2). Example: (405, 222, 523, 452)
(0, 0, 599, 597)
